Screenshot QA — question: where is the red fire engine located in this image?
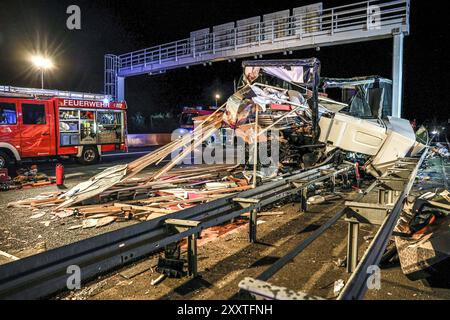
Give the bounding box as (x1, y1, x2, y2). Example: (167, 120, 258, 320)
(0, 86, 127, 168)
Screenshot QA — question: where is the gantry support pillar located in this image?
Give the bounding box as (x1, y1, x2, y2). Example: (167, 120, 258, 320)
(392, 32, 405, 118)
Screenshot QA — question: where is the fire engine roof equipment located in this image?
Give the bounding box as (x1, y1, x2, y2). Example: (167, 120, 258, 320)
(0, 85, 114, 101)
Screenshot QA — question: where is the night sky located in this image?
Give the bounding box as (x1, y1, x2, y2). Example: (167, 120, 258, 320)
(0, 0, 448, 129)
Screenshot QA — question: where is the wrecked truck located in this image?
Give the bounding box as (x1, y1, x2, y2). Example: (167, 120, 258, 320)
(220, 59, 425, 177)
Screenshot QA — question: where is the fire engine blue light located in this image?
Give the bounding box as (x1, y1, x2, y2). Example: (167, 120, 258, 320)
(103, 98, 110, 104)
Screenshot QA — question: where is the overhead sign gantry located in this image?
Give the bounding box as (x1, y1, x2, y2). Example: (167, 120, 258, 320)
(105, 0, 410, 117)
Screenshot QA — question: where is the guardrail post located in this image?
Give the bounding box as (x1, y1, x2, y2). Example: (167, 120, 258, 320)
(233, 198, 260, 243)
(165, 219, 201, 278)
(187, 234, 198, 277)
(346, 221, 359, 273)
(300, 187, 308, 212)
(392, 32, 404, 118)
(249, 209, 258, 243)
(378, 189, 396, 205)
(159, 46, 162, 64)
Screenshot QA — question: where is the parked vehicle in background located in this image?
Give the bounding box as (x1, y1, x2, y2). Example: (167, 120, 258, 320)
(0, 85, 128, 168)
(172, 106, 217, 142)
(179, 106, 215, 131)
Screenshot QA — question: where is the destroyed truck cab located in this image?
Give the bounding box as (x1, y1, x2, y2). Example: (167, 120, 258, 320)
(219, 59, 425, 176)
(318, 77, 426, 177)
(219, 59, 327, 170)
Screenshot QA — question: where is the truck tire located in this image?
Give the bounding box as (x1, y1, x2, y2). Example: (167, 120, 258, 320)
(78, 147, 100, 165)
(0, 151, 11, 169)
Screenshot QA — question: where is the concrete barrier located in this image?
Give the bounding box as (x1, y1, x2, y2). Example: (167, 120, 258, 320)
(127, 134, 172, 147)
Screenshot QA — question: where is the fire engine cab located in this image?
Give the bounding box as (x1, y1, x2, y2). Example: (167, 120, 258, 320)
(0, 85, 127, 168)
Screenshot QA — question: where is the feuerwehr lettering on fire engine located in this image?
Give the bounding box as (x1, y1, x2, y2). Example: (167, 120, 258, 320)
(62, 99, 105, 108)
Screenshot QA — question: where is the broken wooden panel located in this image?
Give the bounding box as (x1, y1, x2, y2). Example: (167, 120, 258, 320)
(57, 164, 129, 209)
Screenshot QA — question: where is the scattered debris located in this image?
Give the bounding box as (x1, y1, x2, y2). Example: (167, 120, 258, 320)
(40, 221, 51, 227)
(82, 219, 99, 229)
(333, 279, 345, 296)
(8, 164, 247, 229)
(151, 274, 167, 286)
(307, 194, 342, 205)
(55, 210, 76, 219)
(119, 261, 153, 280)
(334, 257, 346, 268)
(307, 196, 326, 205)
(241, 211, 285, 217)
(395, 152, 449, 282)
(432, 143, 450, 158)
(30, 212, 46, 220)
(1, 165, 56, 192)
(11, 242, 47, 259)
(0, 250, 20, 261)
(96, 217, 117, 228)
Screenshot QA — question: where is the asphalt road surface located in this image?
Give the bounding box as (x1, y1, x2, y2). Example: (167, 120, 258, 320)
(12, 147, 159, 180)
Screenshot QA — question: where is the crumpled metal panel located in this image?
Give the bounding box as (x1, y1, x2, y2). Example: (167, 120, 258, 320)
(319, 113, 386, 156)
(57, 164, 129, 209)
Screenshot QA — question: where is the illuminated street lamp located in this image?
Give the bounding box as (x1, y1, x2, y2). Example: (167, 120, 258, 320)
(31, 55, 54, 89)
(215, 94, 221, 108)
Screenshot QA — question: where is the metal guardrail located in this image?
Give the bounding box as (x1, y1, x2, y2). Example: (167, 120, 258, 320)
(338, 150, 429, 300)
(0, 85, 112, 101)
(239, 150, 427, 300)
(0, 163, 353, 300)
(116, 0, 409, 75)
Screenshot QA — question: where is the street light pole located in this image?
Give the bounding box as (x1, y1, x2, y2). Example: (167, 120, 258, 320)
(215, 94, 221, 108)
(40, 68, 44, 89)
(31, 55, 53, 89)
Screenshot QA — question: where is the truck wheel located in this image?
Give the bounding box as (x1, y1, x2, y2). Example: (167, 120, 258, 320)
(0, 151, 11, 169)
(78, 147, 100, 165)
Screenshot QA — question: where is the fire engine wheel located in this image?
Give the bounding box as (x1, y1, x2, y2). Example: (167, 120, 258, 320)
(78, 147, 100, 165)
(0, 151, 10, 169)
